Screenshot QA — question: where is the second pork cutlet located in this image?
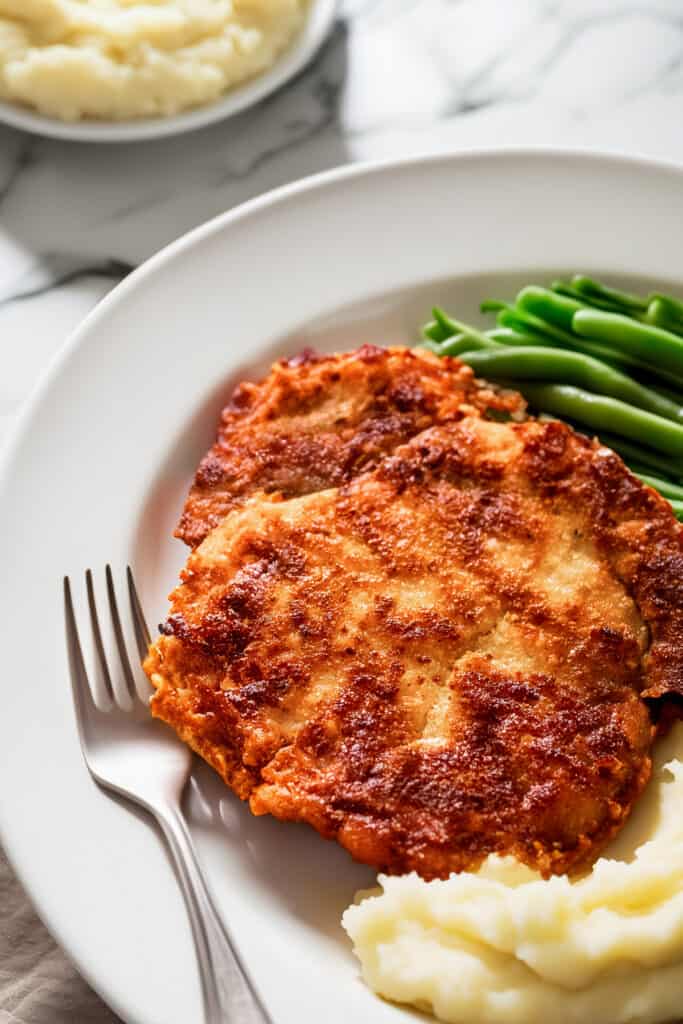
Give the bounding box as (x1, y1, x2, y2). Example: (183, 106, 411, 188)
(176, 345, 523, 547)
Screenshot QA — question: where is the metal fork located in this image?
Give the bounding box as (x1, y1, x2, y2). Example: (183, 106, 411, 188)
(64, 566, 271, 1024)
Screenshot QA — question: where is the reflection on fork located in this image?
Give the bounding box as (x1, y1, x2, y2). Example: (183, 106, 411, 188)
(63, 566, 271, 1024)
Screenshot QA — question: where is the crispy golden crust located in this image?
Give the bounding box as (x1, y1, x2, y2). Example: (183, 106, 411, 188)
(146, 414, 683, 880)
(176, 345, 524, 547)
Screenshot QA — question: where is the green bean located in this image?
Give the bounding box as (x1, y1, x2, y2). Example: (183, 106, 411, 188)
(422, 320, 447, 343)
(551, 280, 627, 314)
(505, 291, 636, 368)
(638, 377, 683, 405)
(422, 309, 496, 346)
(516, 286, 584, 332)
(423, 309, 478, 344)
(633, 472, 683, 500)
(506, 294, 680, 378)
(518, 383, 683, 459)
(483, 300, 567, 345)
(498, 302, 579, 344)
(487, 328, 540, 345)
(515, 282, 683, 383)
(632, 473, 683, 518)
(628, 462, 665, 478)
(646, 297, 683, 337)
(648, 292, 683, 321)
(494, 303, 652, 372)
(431, 308, 500, 350)
(558, 282, 683, 341)
(494, 304, 575, 345)
(494, 307, 560, 347)
(431, 306, 461, 339)
(587, 432, 683, 482)
(571, 275, 648, 313)
(456, 346, 683, 423)
(436, 332, 501, 356)
(573, 309, 683, 380)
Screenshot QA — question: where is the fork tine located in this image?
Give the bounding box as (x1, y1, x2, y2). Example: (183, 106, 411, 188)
(127, 565, 151, 661)
(64, 576, 99, 740)
(86, 569, 115, 705)
(105, 564, 138, 703)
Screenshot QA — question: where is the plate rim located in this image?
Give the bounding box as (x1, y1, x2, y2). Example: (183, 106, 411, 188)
(0, 0, 337, 143)
(3, 146, 683, 1023)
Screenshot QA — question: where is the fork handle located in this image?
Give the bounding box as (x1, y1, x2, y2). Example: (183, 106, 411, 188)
(154, 802, 272, 1024)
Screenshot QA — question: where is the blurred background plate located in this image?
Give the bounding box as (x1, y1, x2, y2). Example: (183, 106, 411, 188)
(0, 0, 336, 143)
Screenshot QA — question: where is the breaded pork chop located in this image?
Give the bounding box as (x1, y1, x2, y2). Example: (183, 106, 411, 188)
(147, 415, 683, 879)
(176, 345, 523, 547)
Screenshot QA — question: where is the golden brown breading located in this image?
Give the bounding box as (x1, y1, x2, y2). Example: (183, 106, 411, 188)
(146, 415, 683, 879)
(176, 345, 524, 547)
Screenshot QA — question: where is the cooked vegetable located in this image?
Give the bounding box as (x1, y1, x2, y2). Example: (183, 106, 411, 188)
(589, 433, 683, 483)
(457, 347, 683, 424)
(551, 279, 633, 314)
(487, 328, 538, 345)
(573, 310, 683, 381)
(422, 321, 445, 343)
(633, 473, 683, 501)
(670, 500, 683, 520)
(420, 274, 683, 517)
(568, 275, 648, 314)
(516, 383, 683, 460)
(489, 301, 652, 373)
(424, 309, 502, 354)
(437, 334, 499, 356)
(646, 296, 683, 335)
(517, 286, 583, 332)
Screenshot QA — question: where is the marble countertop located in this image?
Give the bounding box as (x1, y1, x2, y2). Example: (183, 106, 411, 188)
(2, 0, 683, 443)
(2, 1, 683, 1021)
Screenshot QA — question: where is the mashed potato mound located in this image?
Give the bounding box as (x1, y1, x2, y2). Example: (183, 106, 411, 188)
(0, 0, 307, 122)
(343, 723, 683, 1024)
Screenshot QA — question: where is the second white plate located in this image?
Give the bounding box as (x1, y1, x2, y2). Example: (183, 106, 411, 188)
(0, 0, 336, 143)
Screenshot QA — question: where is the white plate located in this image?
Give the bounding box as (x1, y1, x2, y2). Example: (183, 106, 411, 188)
(2, 150, 683, 1024)
(0, 0, 335, 143)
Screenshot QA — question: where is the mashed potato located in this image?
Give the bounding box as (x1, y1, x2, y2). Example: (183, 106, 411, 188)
(343, 723, 683, 1024)
(0, 0, 307, 122)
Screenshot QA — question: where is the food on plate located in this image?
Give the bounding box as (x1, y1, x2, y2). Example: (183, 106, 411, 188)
(342, 722, 683, 1024)
(334, 282, 683, 1024)
(423, 275, 683, 520)
(0, 0, 307, 123)
(145, 401, 683, 878)
(177, 344, 523, 547)
(148, 302, 683, 1023)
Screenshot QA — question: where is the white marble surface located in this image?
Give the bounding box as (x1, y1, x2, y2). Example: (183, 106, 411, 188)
(2, 1, 683, 1021)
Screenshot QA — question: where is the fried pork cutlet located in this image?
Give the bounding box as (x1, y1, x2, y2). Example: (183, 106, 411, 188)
(176, 345, 524, 547)
(146, 414, 683, 880)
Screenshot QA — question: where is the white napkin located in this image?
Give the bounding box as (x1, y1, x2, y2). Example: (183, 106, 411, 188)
(0, 847, 120, 1024)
